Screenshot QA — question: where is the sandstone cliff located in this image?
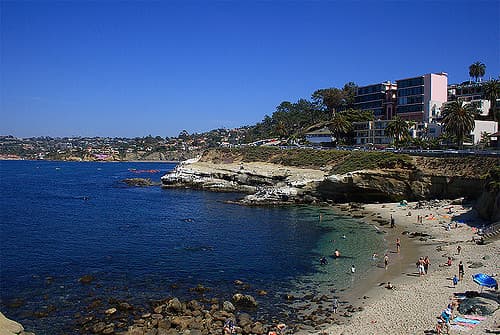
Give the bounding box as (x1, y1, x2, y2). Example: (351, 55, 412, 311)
(161, 148, 499, 219)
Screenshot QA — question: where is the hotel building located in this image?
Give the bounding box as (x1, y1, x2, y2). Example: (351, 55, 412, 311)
(354, 81, 397, 120)
(396, 72, 448, 123)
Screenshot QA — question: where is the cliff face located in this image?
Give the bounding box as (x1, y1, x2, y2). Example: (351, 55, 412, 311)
(161, 149, 498, 217)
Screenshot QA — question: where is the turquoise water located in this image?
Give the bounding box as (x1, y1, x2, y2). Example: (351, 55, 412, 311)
(0, 160, 386, 334)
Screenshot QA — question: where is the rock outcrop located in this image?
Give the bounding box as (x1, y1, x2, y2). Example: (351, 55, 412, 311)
(161, 150, 498, 216)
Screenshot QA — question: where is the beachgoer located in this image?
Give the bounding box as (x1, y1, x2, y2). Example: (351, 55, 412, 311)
(447, 257, 452, 266)
(223, 319, 235, 335)
(457, 245, 461, 255)
(384, 254, 389, 270)
(276, 323, 286, 335)
(458, 261, 464, 281)
(332, 298, 338, 314)
(334, 249, 340, 258)
(390, 215, 395, 228)
(439, 308, 452, 334)
(341, 234, 346, 239)
(396, 238, 401, 254)
(385, 282, 394, 290)
(424, 256, 430, 274)
(435, 319, 443, 335)
(452, 275, 458, 286)
(407, 211, 411, 216)
(320, 256, 328, 265)
(418, 257, 425, 276)
(351, 265, 356, 273)
(372, 253, 378, 260)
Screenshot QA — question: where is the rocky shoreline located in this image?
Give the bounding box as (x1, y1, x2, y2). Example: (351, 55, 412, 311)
(160, 156, 498, 218)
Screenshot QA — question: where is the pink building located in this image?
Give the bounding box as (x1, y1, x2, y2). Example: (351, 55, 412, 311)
(396, 72, 448, 122)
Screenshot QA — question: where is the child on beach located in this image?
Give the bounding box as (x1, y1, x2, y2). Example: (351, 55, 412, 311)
(452, 274, 458, 286)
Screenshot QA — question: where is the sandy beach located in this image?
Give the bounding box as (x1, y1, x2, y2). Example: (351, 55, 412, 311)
(320, 200, 499, 335)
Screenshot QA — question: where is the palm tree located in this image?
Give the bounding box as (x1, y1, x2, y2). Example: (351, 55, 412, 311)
(325, 113, 351, 144)
(385, 116, 410, 147)
(441, 100, 478, 148)
(469, 61, 486, 82)
(483, 79, 500, 123)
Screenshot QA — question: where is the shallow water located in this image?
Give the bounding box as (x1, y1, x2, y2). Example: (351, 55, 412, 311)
(0, 160, 386, 334)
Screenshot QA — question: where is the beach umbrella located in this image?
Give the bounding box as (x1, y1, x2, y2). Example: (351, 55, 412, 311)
(472, 273, 498, 292)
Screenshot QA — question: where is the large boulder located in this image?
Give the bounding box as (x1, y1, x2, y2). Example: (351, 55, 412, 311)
(231, 294, 258, 308)
(167, 298, 184, 314)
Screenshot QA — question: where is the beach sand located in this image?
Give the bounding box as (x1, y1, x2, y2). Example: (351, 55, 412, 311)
(319, 201, 499, 335)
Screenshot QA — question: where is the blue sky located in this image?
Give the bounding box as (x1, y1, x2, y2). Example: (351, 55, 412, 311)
(1, 1, 499, 138)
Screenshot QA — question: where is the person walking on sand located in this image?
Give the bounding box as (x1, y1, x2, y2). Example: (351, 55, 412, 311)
(457, 245, 461, 255)
(390, 214, 395, 228)
(452, 274, 458, 287)
(384, 254, 389, 270)
(396, 238, 401, 254)
(458, 261, 464, 281)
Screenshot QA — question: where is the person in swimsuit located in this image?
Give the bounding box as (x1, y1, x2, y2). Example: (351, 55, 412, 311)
(384, 254, 389, 270)
(396, 238, 401, 253)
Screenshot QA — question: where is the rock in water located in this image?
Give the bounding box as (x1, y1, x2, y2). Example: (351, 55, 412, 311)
(232, 294, 258, 307)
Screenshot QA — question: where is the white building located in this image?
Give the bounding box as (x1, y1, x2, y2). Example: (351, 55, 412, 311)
(304, 127, 334, 144)
(470, 120, 498, 144)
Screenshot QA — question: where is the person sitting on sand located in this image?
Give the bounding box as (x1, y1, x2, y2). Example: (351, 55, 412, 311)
(334, 249, 340, 258)
(447, 257, 452, 266)
(385, 282, 394, 290)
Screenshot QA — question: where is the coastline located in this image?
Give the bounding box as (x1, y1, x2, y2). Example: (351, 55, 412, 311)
(320, 201, 499, 335)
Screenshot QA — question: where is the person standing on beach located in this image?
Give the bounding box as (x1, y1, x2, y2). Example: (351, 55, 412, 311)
(457, 245, 461, 255)
(390, 215, 395, 228)
(458, 261, 464, 281)
(424, 256, 430, 274)
(452, 275, 458, 286)
(332, 298, 338, 314)
(396, 238, 401, 254)
(384, 254, 389, 270)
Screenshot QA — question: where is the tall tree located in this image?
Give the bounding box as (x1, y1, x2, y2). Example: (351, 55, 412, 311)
(385, 116, 411, 147)
(342, 82, 358, 109)
(469, 61, 486, 82)
(311, 88, 345, 115)
(325, 113, 351, 144)
(441, 100, 478, 148)
(483, 78, 500, 123)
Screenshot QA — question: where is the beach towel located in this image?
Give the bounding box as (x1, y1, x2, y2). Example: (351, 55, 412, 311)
(463, 315, 486, 321)
(453, 317, 481, 324)
(455, 322, 478, 329)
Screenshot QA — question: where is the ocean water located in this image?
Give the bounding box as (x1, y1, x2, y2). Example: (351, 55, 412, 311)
(0, 160, 386, 334)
